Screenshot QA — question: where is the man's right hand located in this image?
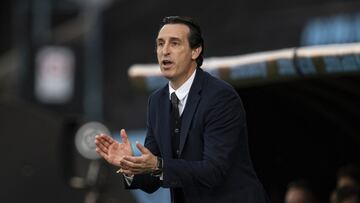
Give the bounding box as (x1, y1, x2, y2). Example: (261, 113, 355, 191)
(95, 129, 133, 167)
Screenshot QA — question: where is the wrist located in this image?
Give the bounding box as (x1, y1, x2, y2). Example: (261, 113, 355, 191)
(151, 156, 163, 177)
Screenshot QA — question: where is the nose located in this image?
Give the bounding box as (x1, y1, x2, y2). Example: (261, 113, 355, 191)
(162, 43, 170, 55)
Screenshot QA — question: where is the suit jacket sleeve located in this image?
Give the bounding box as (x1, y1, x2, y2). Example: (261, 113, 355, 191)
(162, 87, 245, 189)
(124, 96, 162, 193)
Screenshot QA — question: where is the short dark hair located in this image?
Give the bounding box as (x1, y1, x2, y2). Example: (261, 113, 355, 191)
(159, 16, 204, 67)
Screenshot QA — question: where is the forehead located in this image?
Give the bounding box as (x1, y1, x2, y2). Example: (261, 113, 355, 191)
(157, 24, 190, 40)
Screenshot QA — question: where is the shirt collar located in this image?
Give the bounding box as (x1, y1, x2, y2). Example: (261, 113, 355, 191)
(169, 69, 197, 101)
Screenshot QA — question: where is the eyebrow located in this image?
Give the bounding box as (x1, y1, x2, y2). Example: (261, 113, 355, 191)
(156, 37, 182, 42)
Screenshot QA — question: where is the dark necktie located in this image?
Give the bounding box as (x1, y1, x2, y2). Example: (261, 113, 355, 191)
(170, 92, 181, 158)
(170, 92, 185, 203)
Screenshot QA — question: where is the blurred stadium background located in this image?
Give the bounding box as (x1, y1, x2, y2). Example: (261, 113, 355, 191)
(1, 0, 360, 202)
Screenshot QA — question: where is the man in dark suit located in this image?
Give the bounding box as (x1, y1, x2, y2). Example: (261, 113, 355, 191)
(95, 16, 268, 203)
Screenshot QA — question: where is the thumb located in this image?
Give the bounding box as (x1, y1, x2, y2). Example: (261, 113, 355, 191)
(120, 129, 129, 144)
(136, 141, 150, 154)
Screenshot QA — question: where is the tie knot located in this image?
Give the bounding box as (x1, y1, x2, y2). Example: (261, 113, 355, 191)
(171, 92, 179, 106)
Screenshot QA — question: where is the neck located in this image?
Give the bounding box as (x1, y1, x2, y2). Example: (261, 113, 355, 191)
(170, 65, 196, 90)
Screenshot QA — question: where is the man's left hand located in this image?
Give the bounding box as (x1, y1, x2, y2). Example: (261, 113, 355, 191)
(119, 142, 158, 175)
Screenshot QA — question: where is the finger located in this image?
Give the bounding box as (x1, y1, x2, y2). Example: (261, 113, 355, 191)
(96, 135, 112, 147)
(119, 162, 130, 170)
(96, 147, 109, 160)
(120, 157, 142, 169)
(95, 140, 107, 152)
(127, 168, 143, 174)
(123, 155, 144, 164)
(120, 158, 137, 169)
(119, 167, 141, 175)
(96, 133, 108, 137)
(95, 134, 105, 138)
(95, 140, 109, 154)
(120, 129, 129, 144)
(101, 134, 115, 145)
(136, 141, 150, 154)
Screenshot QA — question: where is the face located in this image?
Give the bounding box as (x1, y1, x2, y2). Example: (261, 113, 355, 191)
(156, 24, 201, 88)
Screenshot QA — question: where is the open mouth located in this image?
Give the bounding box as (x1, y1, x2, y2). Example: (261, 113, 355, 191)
(162, 59, 173, 67)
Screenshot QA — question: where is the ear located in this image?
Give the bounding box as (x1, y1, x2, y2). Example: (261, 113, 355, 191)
(191, 46, 202, 60)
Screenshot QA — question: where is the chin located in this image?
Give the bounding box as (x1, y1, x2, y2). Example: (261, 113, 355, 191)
(160, 69, 175, 79)
(162, 74, 173, 80)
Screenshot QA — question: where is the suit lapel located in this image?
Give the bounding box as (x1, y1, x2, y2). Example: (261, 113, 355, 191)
(158, 85, 173, 159)
(179, 69, 204, 155)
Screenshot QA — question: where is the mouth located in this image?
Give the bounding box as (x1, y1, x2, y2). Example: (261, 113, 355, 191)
(161, 59, 174, 68)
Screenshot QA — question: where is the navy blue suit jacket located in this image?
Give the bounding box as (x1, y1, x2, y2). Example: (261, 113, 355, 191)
(127, 68, 268, 203)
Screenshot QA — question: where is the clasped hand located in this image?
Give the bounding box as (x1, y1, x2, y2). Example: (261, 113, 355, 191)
(95, 129, 158, 176)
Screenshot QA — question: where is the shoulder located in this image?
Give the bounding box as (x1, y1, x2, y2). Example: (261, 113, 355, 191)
(201, 70, 239, 100)
(147, 83, 168, 106)
(199, 71, 246, 121)
(199, 70, 246, 116)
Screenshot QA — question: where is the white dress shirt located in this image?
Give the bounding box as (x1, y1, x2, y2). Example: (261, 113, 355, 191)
(168, 69, 197, 116)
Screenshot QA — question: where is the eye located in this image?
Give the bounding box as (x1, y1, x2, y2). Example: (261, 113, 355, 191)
(157, 41, 164, 48)
(171, 41, 179, 46)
